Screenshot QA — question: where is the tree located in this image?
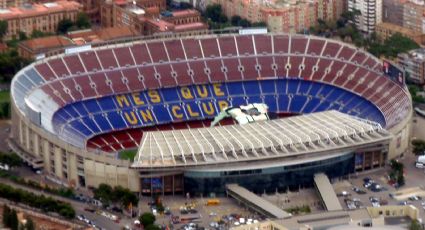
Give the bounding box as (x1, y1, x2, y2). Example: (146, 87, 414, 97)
(0, 20, 7, 41)
(412, 139, 425, 155)
(139, 212, 156, 227)
(3, 204, 11, 227)
(252, 21, 267, 27)
(24, 218, 35, 230)
(205, 4, 227, 23)
(409, 219, 422, 230)
(57, 19, 74, 34)
(231, 15, 242, 26)
(93, 183, 113, 205)
(9, 209, 18, 230)
(76, 12, 91, 29)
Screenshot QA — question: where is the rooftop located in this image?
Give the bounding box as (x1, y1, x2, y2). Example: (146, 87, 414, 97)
(0, 1, 81, 20)
(67, 27, 138, 44)
(132, 110, 391, 168)
(18, 36, 74, 52)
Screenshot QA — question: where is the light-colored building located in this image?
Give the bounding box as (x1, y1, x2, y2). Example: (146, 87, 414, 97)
(210, 0, 345, 33)
(348, 0, 382, 34)
(398, 48, 425, 84)
(376, 22, 425, 45)
(0, 1, 81, 41)
(0, 0, 27, 9)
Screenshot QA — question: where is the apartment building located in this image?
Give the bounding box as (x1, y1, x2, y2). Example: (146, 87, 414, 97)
(376, 22, 425, 45)
(398, 48, 425, 84)
(0, 1, 81, 40)
(383, 0, 425, 34)
(0, 0, 27, 9)
(348, 0, 382, 34)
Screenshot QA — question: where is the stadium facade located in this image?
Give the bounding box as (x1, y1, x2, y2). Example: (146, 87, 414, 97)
(9, 33, 412, 195)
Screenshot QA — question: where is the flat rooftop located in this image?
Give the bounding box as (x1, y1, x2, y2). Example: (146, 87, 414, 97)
(132, 110, 391, 168)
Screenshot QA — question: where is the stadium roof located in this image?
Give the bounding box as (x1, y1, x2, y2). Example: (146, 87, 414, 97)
(131, 110, 392, 168)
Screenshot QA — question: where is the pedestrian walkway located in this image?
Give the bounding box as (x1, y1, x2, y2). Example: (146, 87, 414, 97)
(314, 173, 342, 211)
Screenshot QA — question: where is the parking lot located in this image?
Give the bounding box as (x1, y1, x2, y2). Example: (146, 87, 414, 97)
(138, 196, 256, 229)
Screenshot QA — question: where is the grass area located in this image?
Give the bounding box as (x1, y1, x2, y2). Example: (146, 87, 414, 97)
(0, 90, 10, 103)
(119, 149, 138, 161)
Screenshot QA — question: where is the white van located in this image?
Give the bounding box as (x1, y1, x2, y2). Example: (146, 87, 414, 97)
(416, 162, 424, 168)
(416, 156, 425, 168)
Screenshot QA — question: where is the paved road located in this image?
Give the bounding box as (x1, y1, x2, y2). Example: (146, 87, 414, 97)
(0, 178, 123, 230)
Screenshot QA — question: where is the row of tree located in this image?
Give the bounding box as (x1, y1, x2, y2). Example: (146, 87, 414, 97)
(93, 183, 138, 209)
(139, 212, 161, 230)
(389, 159, 405, 187)
(0, 183, 75, 219)
(0, 152, 22, 167)
(3, 205, 35, 230)
(204, 4, 266, 29)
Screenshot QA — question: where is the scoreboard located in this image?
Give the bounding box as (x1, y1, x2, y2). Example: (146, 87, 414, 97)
(383, 60, 405, 86)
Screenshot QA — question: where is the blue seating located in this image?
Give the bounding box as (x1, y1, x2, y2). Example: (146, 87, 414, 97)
(52, 79, 387, 140)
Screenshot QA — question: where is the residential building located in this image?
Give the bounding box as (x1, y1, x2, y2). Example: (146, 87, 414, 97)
(75, 0, 103, 24)
(376, 22, 425, 45)
(0, 0, 28, 9)
(0, 1, 81, 41)
(100, 0, 207, 36)
(210, 0, 345, 33)
(348, 0, 382, 34)
(398, 48, 425, 84)
(382, 0, 404, 26)
(17, 35, 74, 59)
(403, 1, 425, 34)
(0, 43, 7, 53)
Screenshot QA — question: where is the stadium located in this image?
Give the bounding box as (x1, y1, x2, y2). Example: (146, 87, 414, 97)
(9, 33, 412, 196)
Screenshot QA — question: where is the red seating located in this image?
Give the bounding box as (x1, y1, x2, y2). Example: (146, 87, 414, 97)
(322, 42, 341, 57)
(222, 58, 242, 81)
(301, 57, 318, 79)
(138, 66, 160, 88)
(63, 55, 85, 75)
(172, 62, 193, 85)
(105, 70, 129, 94)
(351, 51, 368, 65)
(288, 56, 303, 78)
(274, 56, 289, 78)
(74, 75, 98, 98)
(97, 49, 119, 69)
(50, 80, 73, 103)
(337, 46, 355, 61)
(200, 38, 220, 57)
(113, 47, 135, 67)
(121, 68, 145, 92)
(306, 39, 325, 56)
(156, 64, 177, 87)
(90, 72, 113, 95)
(165, 39, 186, 61)
(258, 56, 275, 79)
(62, 77, 83, 101)
(254, 35, 272, 54)
(182, 39, 203, 59)
(239, 57, 259, 80)
(334, 64, 357, 87)
(130, 44, 152, 65)
(48, 58, 70, 78)
(80, 51, 102, 72)
(40, 84, 65, 106)
(35, 63, 57, 80)
(311, 59, 331, 81)
(218, 36, 237, 56)
(291, 36, 308, 54)
(235, 36, 254, 55)
(147, 42, 168, 63)
(323, 60, 344, 82)
(188, 61, 210, 84)
(273, 35, 290, 53)
(205, 59, 226, 82)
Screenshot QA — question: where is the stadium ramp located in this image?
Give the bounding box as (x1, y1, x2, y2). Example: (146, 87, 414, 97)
(226, 184, 291, 219)
(314, 173, 343, 211)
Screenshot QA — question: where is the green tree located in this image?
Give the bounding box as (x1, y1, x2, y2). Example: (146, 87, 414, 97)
(3, 204, 11, 227)
(205, 4, 227, 23)
(93, 183, 113, 204)
(9, 209, 18, 230)
(24, 218, 35, 230)
(412, 139, 425, 155)
(76, 12, 91, 29)
(57, 19, 74, 34)
(0, 20, 7, 41)
(139, 212, 156, 227)
(409, 219, 422, 230)
(252, 21, 267, 27)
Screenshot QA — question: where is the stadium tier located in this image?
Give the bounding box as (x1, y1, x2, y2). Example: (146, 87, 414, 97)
(10, 33, 412, 193)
